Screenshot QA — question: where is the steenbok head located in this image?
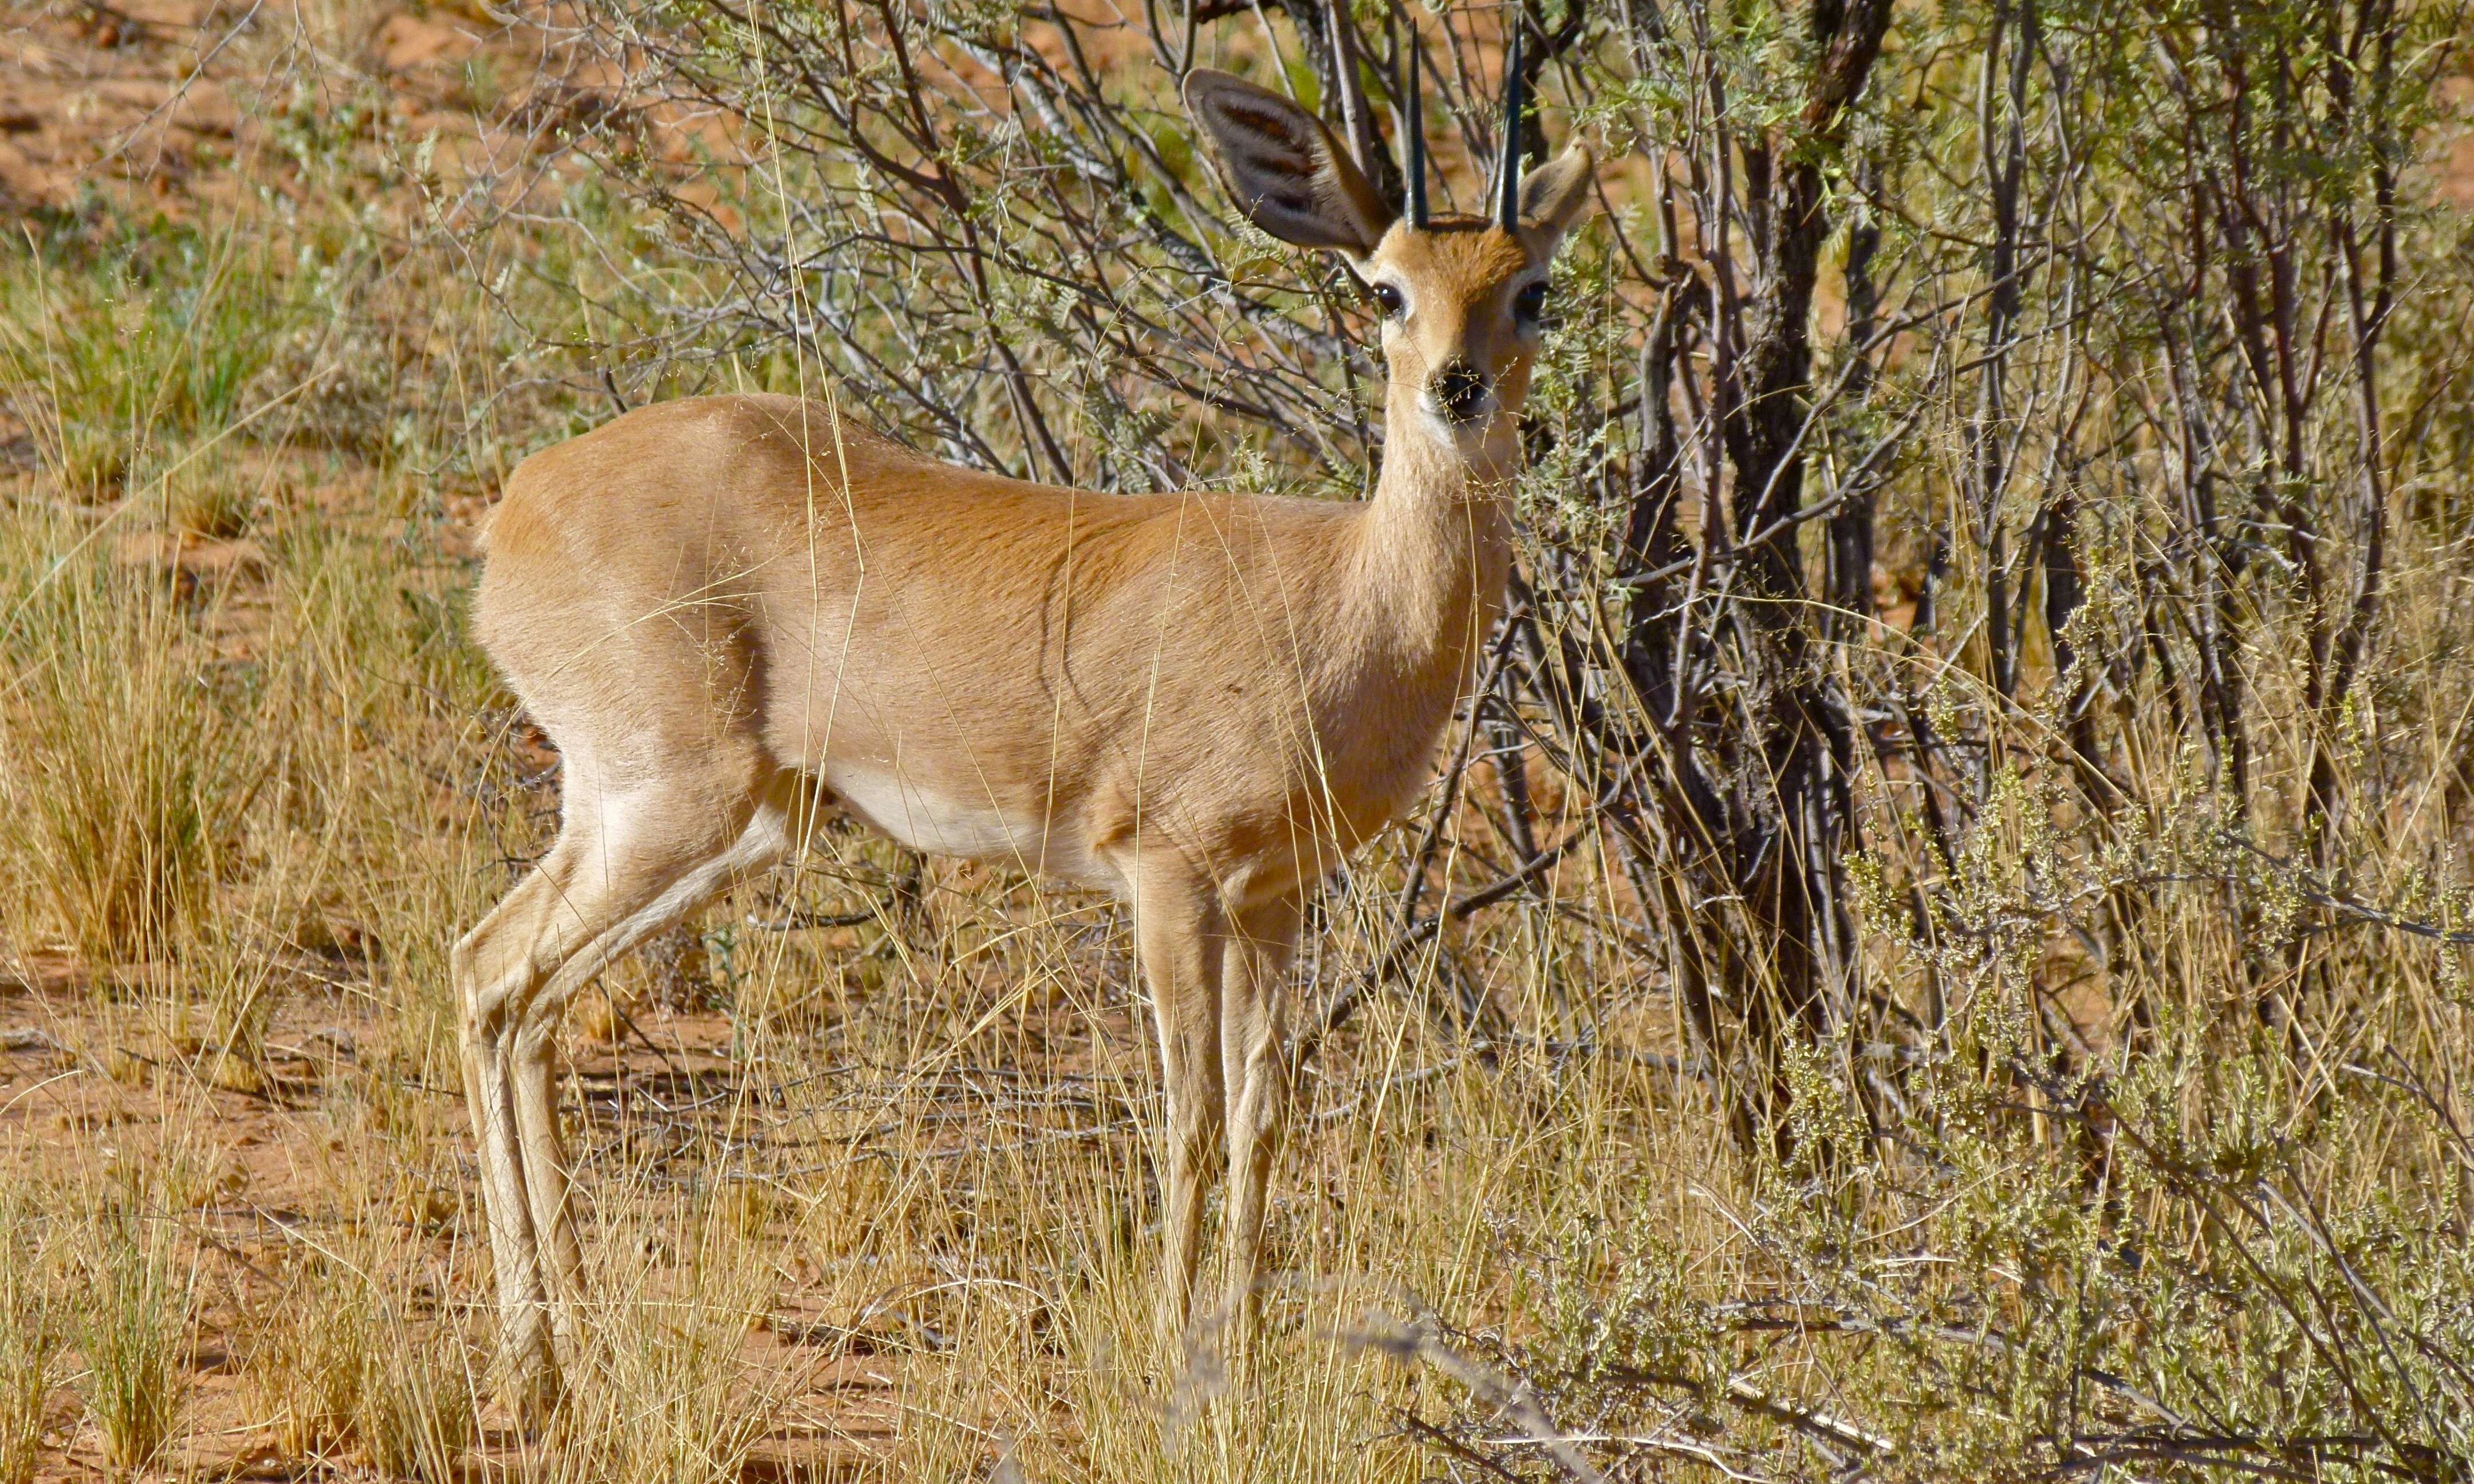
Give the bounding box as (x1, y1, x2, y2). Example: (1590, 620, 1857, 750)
(1186, 34, 1595, 453)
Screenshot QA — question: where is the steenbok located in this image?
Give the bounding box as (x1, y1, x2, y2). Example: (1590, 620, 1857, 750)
(454, 36, 1592, 1406)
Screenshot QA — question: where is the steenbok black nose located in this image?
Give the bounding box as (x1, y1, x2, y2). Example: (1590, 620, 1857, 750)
(1431, 361, 1489, 424)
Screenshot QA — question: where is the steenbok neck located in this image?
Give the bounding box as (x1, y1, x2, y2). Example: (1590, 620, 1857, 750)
(1350, 394, 1520, 661)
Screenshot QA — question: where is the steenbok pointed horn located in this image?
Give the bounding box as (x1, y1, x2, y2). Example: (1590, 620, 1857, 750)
(1401, 28, 1429, 228)
(1495, 13, 1524, 231)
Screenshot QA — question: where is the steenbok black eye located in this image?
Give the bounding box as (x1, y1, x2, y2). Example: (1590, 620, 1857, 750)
(1514, 281, 1549, 321)
(1370, 283, 1405, 317)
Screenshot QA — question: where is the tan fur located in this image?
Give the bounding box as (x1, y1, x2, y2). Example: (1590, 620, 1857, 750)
(453, 80, 1593, 1407)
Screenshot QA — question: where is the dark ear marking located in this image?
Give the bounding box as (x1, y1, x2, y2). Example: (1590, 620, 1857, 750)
(1185, 69, 1396, 256)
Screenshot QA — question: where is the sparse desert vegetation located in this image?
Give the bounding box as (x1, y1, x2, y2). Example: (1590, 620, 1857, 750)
(4, 0, 2474, 1479)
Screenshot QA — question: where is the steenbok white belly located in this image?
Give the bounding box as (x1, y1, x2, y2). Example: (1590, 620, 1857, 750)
(821, 761, 1110, 887)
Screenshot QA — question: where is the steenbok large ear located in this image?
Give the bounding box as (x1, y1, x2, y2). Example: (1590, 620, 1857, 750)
(1520, 147, 1597, 248)
(1185, 69, 1396, 257)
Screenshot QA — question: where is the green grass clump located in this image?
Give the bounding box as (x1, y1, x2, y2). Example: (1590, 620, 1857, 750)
(0, 223, 297, 499)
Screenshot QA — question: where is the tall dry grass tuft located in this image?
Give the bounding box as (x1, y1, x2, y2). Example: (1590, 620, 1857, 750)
(241, 1252, 371, 1460)
(0, 538, 258, 966)
(0, 1199, 58, 1484)
(357, 1328, 476, 1484)
(549, 1194, 785, 1484)
(241, 1240, 477, 1479)
(241, 491, 516, 1085)
(74, 1205, 193, 1477)
(176, 920, 282, 1095)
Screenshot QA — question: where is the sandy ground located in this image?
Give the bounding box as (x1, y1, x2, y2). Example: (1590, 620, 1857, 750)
(0, 0, 527, 215)
(0, 982, 940, 1479)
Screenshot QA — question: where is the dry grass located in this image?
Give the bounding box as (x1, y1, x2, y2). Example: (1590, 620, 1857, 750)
(0, 1199, 59, 1484)
(240, 1233, 477, 1477)
(0, 532, 258, 962)
(74, 1203, 194, 1477)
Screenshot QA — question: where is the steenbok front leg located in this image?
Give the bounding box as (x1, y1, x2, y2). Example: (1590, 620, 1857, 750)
(1220, 894, 1301, 1327)
(1130, 868, 1227, 1344)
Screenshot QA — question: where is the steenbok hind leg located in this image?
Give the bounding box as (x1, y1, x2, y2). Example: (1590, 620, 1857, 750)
(456, 764, 787, 1407)
(519, 817, 791, 1305)
(455, 861, 586, 1405)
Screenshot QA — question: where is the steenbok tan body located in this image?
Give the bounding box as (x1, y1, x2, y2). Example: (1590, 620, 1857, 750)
(454, 56, 1591, 1407)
